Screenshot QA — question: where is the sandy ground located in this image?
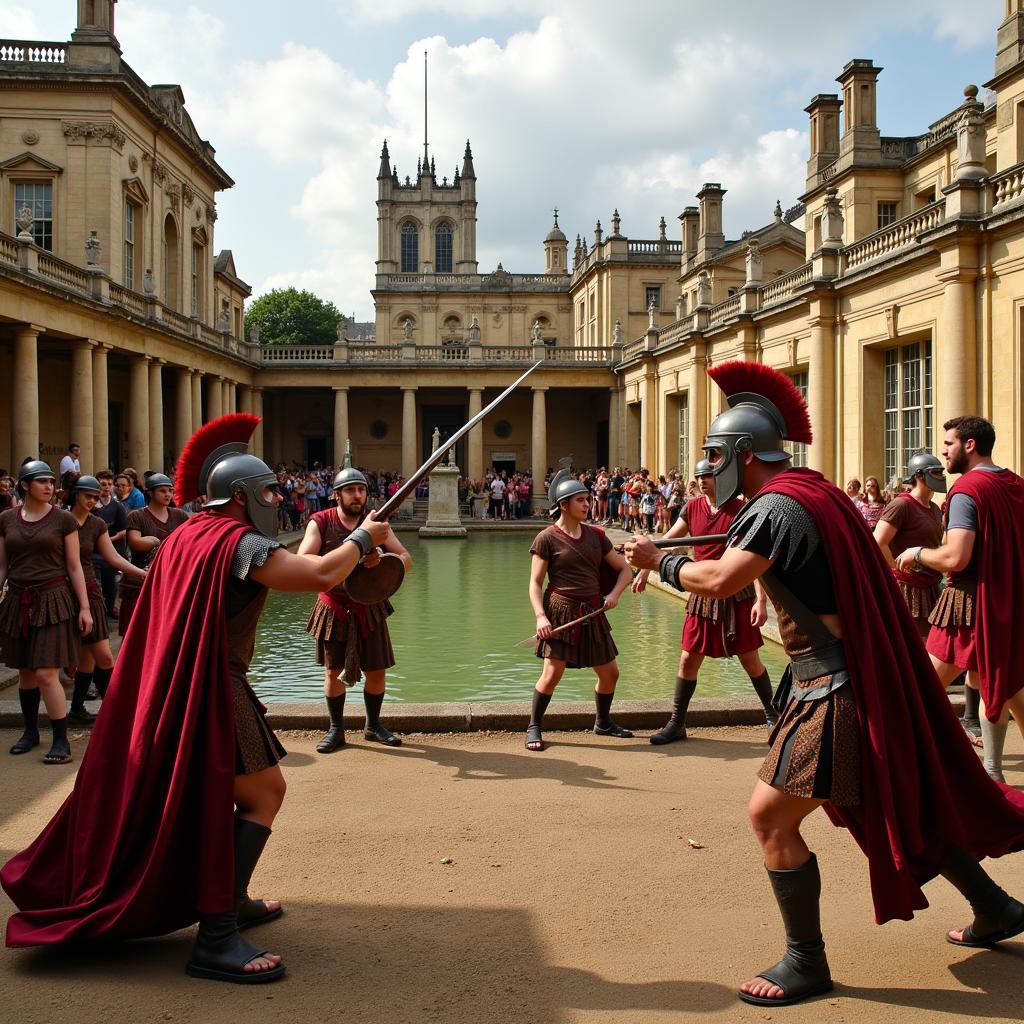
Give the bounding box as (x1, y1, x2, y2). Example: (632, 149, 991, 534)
(1, 724, 1022, 1024)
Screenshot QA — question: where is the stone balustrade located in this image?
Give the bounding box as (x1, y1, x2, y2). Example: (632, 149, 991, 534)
(707, 293, 741, 326)
(761, 261, 813, 306)
(0, 235, 19, 265)
(108, 282, 148, 317)
(377, 271, 566, 291)
(843, 200, 945, 272)
(991, 161, 1024, 209)
(36, 252, 91, 293)
(0, 40, 67, 64)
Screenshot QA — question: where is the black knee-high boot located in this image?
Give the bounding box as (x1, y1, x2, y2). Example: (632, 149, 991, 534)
(750, 670, 778, 727)
(526, 688, 552, 749)
(363, 690, 401, 746)
(187, 818, 284, 983)
(93, 665, 114, 699)
(69, 670, 96, 722)
(316, 693, 346, 753)
(650, 677, 697, 745)
(235, 818, 283, 931)
(10, 688, 41, 755)
(594, 690, 633, 738)
(739, 854, 833, 1007)
(44, 716, 72, 765)
(940, 845, 1024, 945)
(961, 685, 982, 739)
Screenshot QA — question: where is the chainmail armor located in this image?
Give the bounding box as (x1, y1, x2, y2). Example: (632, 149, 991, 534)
(231, 531, 282, 580)
(727, 492, 818, 570)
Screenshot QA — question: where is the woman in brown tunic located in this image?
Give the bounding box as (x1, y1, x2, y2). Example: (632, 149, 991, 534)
(118, 473, 189, 634)
(0, 461, 92, 764)
(66, 476, 147, 723)
(526, 468, 633, 751)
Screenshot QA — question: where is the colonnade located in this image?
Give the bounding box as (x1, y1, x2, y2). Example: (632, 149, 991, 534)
(7, 323, 260, 474)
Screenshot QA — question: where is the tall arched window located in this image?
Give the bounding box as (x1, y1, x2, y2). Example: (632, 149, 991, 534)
(400, 221, 419, 273)
(163, 213, 180, 309)
(435, 222, 453, 273)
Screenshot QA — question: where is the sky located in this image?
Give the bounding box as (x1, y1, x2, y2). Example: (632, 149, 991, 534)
(5, 0, 1007, 320)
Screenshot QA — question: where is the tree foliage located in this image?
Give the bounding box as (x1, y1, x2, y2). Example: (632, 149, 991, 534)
(244, 287, 345, 346)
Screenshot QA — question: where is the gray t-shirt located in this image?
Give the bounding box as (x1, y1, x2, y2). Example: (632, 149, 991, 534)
(946, 464, 1004, 532)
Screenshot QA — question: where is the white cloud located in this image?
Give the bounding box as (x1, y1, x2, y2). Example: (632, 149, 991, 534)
(0, 6, 46, 38)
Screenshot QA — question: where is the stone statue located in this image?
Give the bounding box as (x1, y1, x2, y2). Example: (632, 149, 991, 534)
(85, 229, 102, 267)
(468, 316, 481, 344)
(16, 205, 34, 241)
(613, 319, 623, 346)
(249, 324, 261, 345)
(218, 308, 231, 332)
(143, 268, 156, 295)
(696, 270, 712, 307)
(447, 443, 456, 467)
(532, 319, 542, 343)
(821, 187, 844, 247)
(403, 317, 414, 342)
(431, 426, 441, 454)
(336, 319, 348, 342)
(648, 296, 657, 329)
(745, 238, 763, 285)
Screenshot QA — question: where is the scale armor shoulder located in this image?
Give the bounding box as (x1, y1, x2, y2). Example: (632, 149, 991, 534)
(727, 492, 818, 570)
(231, 531, 282, 580)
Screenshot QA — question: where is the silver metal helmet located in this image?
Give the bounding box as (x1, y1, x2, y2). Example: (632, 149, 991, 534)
(703, 399, 791, 507)
(693, 458, 714, 479)
(71, 475, 101, 495)
(903, 451, 947, 494)
(201, 443, 280, 539)
(17, 460, 55, 491)
(332, 439, 367, 492)
(548, 457, 589, 512)
(144, 472, 174, 492)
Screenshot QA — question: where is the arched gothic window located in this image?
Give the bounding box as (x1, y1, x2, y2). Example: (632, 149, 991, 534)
(435, 222, 453, 273)
(400, 221, 419, 273)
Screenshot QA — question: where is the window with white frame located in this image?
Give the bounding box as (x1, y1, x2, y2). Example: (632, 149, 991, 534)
(787, 371, 809, 468)
(883, 340, 933, 485)
(677, 390, 689, 480)
(15, 182, 53, 251)
(434, 222, 452, 273)
(123, 200, 136, 288)
(400, 221, 418, 273)
(877, 201, 898, 230)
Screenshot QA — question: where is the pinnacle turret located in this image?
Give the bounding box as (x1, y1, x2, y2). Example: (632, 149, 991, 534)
(377, 139, 391, 179)
(461, 139, 476, 180)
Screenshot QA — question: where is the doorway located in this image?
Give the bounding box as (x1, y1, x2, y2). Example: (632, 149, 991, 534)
(305, 436, 327, 468)
(421, 403, 466, 470)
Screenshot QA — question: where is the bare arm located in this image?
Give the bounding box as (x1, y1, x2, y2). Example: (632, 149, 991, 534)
(895, 527, 974, 574)
(296, 519, 322, 557)
(632, 513, 689, 593)
(528, 553, 553, 639)
(63, 530, 93, 635)
(96, 531, 146, 579)
(382, 530, 413, 572)
(127, 528, 158, 553)
(873, 520, 897, 567)
(626, 534, 770, 599)
(601, 547, 632, 609)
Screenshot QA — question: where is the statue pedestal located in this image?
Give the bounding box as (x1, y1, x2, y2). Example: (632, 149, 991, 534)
(419, 465, 467, 538)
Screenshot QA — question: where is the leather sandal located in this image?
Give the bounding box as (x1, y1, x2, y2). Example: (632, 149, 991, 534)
(186, 915, 285, 985)
(650, 719, 686, 745)
(947, 896, 1024, 947)
(237, 898, 284, 932)
(43, 740, 72, 765)
(363, 724, 401, 747)
(525, 724, 545, 751)
(316, 726, 346, 753)
(10, 730, 40, 755)
(738, 958, 834, 1007)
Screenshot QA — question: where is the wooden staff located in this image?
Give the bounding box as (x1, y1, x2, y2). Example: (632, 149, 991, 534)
(614, 532, 730, 553)
(515, 606, 607, 647)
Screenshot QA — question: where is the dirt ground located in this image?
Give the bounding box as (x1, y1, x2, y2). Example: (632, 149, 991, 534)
(1, 724, 1022, 1024)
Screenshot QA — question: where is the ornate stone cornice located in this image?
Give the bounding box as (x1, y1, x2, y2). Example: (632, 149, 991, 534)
(62, 120, 126, 151)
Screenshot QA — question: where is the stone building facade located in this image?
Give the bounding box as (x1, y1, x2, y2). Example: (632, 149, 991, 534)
(4, 2, 1024, 504)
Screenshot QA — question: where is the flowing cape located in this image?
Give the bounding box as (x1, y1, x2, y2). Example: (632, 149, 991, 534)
(2, 511, 250, 946)
(759, 469, 1024, 924)
(945, 469, 1024, 721)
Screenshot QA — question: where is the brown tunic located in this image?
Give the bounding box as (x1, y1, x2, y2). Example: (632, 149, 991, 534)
(878, 495, 943, 635)
(118, 506, 189, 634)
(530, 524, 618, 668)
(0, 505, 81, 669)
(75, 514, 110, 645)
(304, 510, 395, 681)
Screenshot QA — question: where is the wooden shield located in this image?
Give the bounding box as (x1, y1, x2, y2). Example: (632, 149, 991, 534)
(342, 552, 406, 605)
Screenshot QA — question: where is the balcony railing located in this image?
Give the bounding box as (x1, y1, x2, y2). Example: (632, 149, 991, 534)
(761, 262, 813, 307)
(37, 252, 91, 293)
(843, 200, 944, 272)
(377, 271, 568, 291)
(707, 294, 741, 326)
(991, 160, 1024, 209)
(108, 282, 148, 317)
(0, 40, 67, 64)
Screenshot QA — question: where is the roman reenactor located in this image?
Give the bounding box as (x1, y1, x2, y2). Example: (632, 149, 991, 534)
(633, 458, 774, 744)
(525, 465, 634, 751)
(300, 445, 412, 752)
(0, 461, 92, 764)
(897, 416, 1024, 781)
(1, 415, 390, 984)
(117, 472, 188, 634)
(625, 363, 1024, 1008)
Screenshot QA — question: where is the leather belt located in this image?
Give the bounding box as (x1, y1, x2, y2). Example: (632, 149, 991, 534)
(790, 640, 847, 681)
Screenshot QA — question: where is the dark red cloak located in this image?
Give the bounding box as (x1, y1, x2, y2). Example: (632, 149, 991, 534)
(944, 468, 1024, 721)
(758, 469, 1024, 924)
(2, 511, 251, 946)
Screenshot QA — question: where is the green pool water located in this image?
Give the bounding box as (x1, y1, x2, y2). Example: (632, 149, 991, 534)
(248, 532, 789, 703)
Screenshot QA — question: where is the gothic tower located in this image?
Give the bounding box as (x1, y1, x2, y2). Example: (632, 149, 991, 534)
(543, 209, 568, 274)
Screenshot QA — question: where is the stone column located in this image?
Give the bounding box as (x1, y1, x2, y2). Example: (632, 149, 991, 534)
(467, 387, 483, 480)
(252, 388, 265, 459)
(607, 387, 621, 468)
(70, 340, 94, 472)
(12, 324, 41, 466)
(191, 371, 203, 430)
(401, 386, 418, 478)
(685, 342, 709, 479)
(807, 298, 835, 479)
(937, 271, 979, 429)
(333, 386, 349, 466)
(92, 342, 110, 470)
(148, 358, 165, 471)
(239, 385, 253, 414)
(224, 379, 236, 414)
(176, 367, 193, 459)
(531, 386, 548, 506)
(208, 376, 223, 420)
(128, 355, 150, 470)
